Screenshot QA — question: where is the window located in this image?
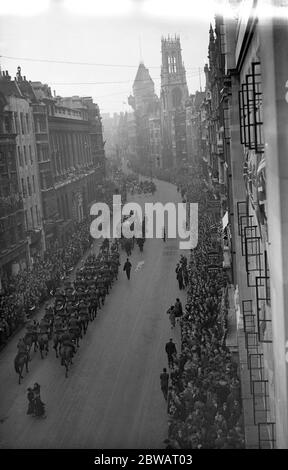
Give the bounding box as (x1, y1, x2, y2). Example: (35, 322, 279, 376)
(26, 114, 30, 133)
(29, 145, 33, 164)
(239, 62, 264, 153)
(23, 146, 27, 165)
(37, 117, 46, 133)
(4, 115, 12, 133)
(20, 112, 25, 134)
(30, 207, 34, 228)
(168, 55, 177, 74)
(21, 179, 26, 197)
(36, 205, 40, 225)
(42, 146, 49, 161)
(32, 175, 36, 193)
(14, 113, 19, 134)
(37, 144, 42, 163)
(42, 200, 47, 219)
(17, 223, 23, 240)
(40, 172, 46, 190)
(27, 177, 31, 196)
(18, 146, 23, 166)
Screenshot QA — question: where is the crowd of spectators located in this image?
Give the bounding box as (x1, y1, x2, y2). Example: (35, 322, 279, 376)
(165, 167, 245, 449)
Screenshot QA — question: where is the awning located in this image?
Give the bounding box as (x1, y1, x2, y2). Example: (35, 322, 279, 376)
(222, 211, 229, 229)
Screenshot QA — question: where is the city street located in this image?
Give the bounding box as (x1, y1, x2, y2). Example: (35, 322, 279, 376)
(0, 179, 185, 449)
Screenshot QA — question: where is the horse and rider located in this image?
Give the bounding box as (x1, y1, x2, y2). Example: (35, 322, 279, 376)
(14, 236, 122, 381)
(59, 332, 76, 378)
(23, 321, 38, 354)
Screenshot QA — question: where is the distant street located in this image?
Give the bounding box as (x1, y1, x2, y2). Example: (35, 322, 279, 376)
(0, 179, 186, 449)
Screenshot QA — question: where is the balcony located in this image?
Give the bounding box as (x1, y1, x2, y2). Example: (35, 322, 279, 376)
(0, 193, 23, 219)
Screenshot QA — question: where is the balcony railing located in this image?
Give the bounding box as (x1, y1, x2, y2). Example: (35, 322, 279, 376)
(239, 62, 264, 154)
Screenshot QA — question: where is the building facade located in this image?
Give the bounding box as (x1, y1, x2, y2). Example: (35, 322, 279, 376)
(14, 68, 45, 260)
(46, 93, 106, 246)
(0, 69, 106, 260)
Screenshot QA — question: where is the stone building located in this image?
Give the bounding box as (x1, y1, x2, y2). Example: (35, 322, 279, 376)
(13, 68, 46, 261)
(45, 93, 106, 247)
(2, 71, 106, 250)
(0, 67, 106, 282)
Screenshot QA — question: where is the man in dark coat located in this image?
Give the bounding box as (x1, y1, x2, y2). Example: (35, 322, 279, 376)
(165, 338, 177, 368)
(123, 258, 132, 280)
(33, 383, 46, 418)
(176, 268, 184, 290)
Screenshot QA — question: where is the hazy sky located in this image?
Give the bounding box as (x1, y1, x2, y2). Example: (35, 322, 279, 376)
(0, 0, 217, 115)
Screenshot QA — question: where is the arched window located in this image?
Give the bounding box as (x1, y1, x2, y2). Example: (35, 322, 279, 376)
(168, 56, 177, 73)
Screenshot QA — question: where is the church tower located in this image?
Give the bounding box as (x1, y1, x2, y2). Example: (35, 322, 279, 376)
(160, 35, 189, 168)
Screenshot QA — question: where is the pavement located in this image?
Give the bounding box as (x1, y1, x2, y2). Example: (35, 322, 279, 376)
(0, 178, 187, 449)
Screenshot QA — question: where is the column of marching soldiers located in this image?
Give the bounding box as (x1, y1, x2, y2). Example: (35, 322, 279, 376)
(14, 238, 121, 382)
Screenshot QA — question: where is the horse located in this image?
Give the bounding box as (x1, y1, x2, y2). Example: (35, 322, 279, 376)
(88, 299, 97, 321)
(43, 311, 54, 339)
(59, 345, 74, 378)
(68, 325, 81, 348)
(99, 287, 106, 306)
(110, 261, 119, 281)
(14, 351, 29, 384)
(38, 332, 49, 359)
